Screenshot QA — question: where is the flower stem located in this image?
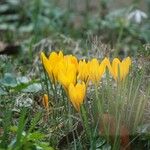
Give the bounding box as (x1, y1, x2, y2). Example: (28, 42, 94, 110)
(43, 66, 53, 107)
(94, 84, 103, 116)
(80, 105, 94, 149)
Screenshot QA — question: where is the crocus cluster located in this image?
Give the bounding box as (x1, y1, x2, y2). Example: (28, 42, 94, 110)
(40, 51, 131, 111)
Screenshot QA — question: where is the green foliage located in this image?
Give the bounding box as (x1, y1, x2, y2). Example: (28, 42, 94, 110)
(0, 108, 54, 150)
(0, 0, 149, 56)
(0, 72, 42, 94)
(0, 110, 12, 148)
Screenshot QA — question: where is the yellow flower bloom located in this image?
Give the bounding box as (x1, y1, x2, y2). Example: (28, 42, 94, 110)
(77, 59, 90, 83)
(51, 51, 64, 81)
(48, 51, 63, 62)
(40, 52, 53, 79)
(68, 82, 86, 111)
(99, 57, 110, 77)
(57, 55, 78, 89)
(42, 94, 49, 110)
(40, 51, 63, 83)
(64, 55, 78, 69)
(112, 58, 121, 80)
(108, 57, 131, 81)
(88, 58, 106, 84)
(120, 57, 131, 80)
(58, 62, 77, 89)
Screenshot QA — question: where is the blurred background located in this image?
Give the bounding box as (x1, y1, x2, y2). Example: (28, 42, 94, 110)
(0, 0, 149, 57)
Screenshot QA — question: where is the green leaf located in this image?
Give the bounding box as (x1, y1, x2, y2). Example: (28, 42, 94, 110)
(28, 132, 45, 141)
(96, 137, 106, 148)
(15, 108, 27, 148)
(0, 73, 17, 87)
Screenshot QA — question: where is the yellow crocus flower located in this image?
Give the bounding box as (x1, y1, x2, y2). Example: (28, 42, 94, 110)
(58, 66, 77, 89)
(57, 55, 78, 89)
(48, 51, 63, 81)
(40, 52, 53, 80)
(42, 94, 49, 110)
(77, 59, 90, 83)
(120, 57, 131, 80)
(68, 82, 86, 111)
(88, 58, 106, 84)
(99, 57, 110, 77)
(112, 58, 121, 80)
(40, 51, 64, 83)
(108, 57, 131, 81)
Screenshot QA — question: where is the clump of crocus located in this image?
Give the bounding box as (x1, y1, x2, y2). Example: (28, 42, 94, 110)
(41, 51, 133, 149)
(40, 51, 132, 111)
(68, 82, 86, 111)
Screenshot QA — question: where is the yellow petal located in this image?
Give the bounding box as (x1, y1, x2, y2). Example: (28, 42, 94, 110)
(89, 58, 107, 84)
(121, 57, 132, 80)
(68, 82, 86, 111)
(40, 52, 53, 79)
(77, 59, 89, 82)
(89, 58, 100, 83)
(42, 94, 49, 109)
(57, 62, 77, 89)
(112, 58, 121, 80)
(98, 58, 109, 79)
(110, 57, 131, 81)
